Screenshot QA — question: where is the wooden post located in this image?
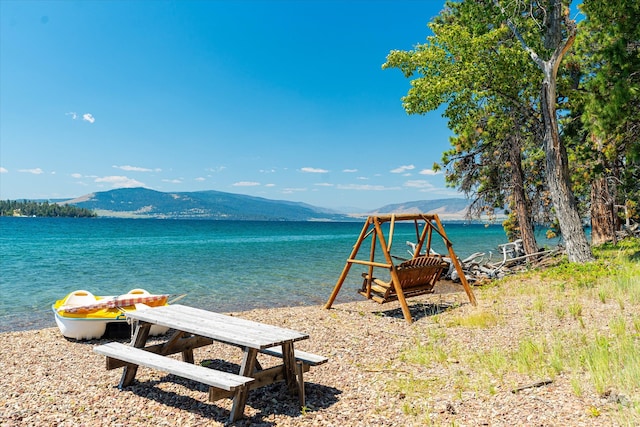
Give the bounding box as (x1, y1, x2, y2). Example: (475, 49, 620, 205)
(414, 220, 431, 257)
(365, 231, 377, 299)
(433, 216, 477, 306)
(391, 266, 413, 323)
(373, 218, 413, 323)
(387, 214, 396, 253)
(325, 218, 371, 309)
(281, 342, 298, 395)
(230, 347, 258, 422)
(119, 321, 151, 388)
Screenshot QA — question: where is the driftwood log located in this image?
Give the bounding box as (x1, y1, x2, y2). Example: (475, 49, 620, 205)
(407, 239, 565, 284)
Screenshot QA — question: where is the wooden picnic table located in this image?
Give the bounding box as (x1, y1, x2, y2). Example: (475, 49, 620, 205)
(94, 304, 326, 423)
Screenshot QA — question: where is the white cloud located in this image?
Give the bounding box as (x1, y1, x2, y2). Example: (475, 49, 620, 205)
(342, 168, 358, 173)
(300, 167, 329, 173)
(18, 168, 44, 175)
(390, 164, 415, 174)
(95, 176, 145, 188)
(0, 167, 8, 173)
(404, 180, 435, 189)
(206, 166, 226, 173)
(419, 169, 441, 176)
(282, 187, 307, 193)
(264, 183, 276, 187)
(337, 184, 399, 191)
(66, 111, 95, 123)
(162, 179, 182, 184)
(195, 177, 206, 182)
(71, 173, 83, 178)
(232, 181, 260, 187)
(113, 165, 161, 172)
(314, 183, 334, 187)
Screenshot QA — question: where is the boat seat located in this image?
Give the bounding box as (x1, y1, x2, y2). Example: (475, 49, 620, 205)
(61, 290, 97, 307)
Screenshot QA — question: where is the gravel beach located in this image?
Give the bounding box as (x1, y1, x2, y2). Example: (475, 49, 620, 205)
(1, 281, 633, 426)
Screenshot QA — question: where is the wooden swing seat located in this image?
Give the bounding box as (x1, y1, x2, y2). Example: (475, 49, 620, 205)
(359, 256, 449, 304)
(325, 213, 476, 324)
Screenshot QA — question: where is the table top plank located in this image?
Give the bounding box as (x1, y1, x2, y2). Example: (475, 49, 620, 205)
(126, 304, 308, 349)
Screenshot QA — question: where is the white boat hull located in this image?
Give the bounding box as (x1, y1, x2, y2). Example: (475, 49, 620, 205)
(53, 309, 169, 340)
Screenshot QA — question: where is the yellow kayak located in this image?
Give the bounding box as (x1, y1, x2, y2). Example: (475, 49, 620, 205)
(52, 289, 170, 340)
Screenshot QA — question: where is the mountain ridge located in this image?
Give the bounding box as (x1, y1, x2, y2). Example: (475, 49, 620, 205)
(61, 187, 473, 221)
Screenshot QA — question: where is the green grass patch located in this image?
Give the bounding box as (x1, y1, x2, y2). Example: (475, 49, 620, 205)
(445, 310, 499, 328)
(400, 330, 450, 366)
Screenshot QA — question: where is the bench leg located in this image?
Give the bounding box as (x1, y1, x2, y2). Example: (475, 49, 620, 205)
(166, 330, 195, 363)
(229, 347, 258, 423)
(182, 348, 195, 364)
(281, 342, 298, 395)
(119, 322, 151, 388)
(296, 361, 305, 408)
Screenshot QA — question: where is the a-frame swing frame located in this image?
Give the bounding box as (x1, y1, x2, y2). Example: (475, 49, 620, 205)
(324, 213, 477, 323)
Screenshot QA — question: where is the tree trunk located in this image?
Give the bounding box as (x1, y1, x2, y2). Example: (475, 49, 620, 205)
(509, 135, 539, 255)
(496, 0, 594, 263)
(590, 176, 617, 245)
(540, 71, 593, 262)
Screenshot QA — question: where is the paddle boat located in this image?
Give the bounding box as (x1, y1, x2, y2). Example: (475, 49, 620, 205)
(52, 289, 170, 340)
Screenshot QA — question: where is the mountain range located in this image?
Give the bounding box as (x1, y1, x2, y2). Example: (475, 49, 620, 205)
(61, 187, 473, 221)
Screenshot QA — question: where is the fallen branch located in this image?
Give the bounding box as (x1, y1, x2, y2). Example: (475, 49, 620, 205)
(364, 369, 410, 374)
(511, 379, 553, 393)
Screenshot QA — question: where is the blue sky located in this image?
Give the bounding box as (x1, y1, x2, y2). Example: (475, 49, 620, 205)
(0, 0, 460, 211)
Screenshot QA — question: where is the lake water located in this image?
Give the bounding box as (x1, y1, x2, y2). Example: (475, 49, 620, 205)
(0, 217, 558, 332)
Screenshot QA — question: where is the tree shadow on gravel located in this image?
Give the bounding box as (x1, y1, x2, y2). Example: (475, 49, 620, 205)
(122, 359, 341, 426)
(242, 381, 341, 426)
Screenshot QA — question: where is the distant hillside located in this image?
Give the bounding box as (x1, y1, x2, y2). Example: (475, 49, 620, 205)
(370, 198, 471, 219)
(59, 188, 478, 221)
(63, 188, 352, 221)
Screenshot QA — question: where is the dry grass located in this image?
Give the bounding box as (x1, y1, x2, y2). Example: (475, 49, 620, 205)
(388, 238, 640, 426)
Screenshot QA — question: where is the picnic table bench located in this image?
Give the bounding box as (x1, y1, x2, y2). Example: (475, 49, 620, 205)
(94, 342, 254, 400)
(93, 304, 327, 423)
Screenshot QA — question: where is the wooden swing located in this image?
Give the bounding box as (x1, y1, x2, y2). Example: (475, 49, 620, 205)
(324, 213, 477, 324)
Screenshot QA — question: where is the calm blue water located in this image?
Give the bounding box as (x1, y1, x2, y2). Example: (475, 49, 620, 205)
(0, 217, 557, 332)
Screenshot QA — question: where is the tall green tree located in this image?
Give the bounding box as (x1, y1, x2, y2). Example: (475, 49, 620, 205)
(386, 0, 603, 262)
(569, 0, 640, 244)
(384, 0, 548, 256)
